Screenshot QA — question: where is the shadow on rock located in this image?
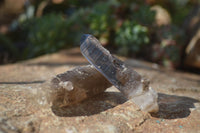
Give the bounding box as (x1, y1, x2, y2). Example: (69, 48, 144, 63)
(25, 62, 89, 67)
(51, 92, 127, 117)
(0, 80, 45, 84)
(151, 93, 199, 119)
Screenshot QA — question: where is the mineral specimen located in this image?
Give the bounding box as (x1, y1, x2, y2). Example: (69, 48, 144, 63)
(80, 34, 159, 113)
(48, 65, 112, 107)
(46, 34, 158, 113)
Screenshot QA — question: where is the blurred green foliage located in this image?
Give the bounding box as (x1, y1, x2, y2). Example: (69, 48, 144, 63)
(115, 21, 149, 56)
(131, 5, 155, 26)
(89, 2, 115, 36)
(22, 14, 70, 58)
(11, 0, 154, 59)
(0, 33, 18, 60)
(0, 0, 198, 68)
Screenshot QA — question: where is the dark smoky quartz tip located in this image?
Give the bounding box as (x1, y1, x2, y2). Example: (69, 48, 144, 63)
(80, 34, 91, 45)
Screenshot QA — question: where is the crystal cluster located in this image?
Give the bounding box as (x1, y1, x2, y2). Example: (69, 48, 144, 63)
(47, 34, 159, 113)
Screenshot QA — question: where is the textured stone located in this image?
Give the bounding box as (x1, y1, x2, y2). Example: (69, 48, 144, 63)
(0, 48, 200, 133)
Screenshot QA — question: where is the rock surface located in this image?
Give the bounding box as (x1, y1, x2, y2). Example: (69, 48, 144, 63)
(0, 48, 200, 133)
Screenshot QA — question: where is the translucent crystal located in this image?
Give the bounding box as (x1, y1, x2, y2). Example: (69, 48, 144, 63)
(48, 65, 112, 107)
(80, 34, 159, 113)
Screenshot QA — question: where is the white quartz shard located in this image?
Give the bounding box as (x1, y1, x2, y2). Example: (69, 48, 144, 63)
(58, 81, 74, 91)
(130, 86, 159, 113)
(80, 34, 159, 113)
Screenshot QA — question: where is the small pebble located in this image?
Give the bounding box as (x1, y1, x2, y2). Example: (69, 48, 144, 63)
(156, 120, 160, 124)
(161, 119, 165, 122)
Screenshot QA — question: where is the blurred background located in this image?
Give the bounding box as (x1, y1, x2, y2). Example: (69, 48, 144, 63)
(0, 0, 200, 72)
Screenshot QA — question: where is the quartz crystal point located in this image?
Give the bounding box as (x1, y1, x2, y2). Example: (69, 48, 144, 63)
(80, 34, 159, 113)
(49, 65, 112, 107)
